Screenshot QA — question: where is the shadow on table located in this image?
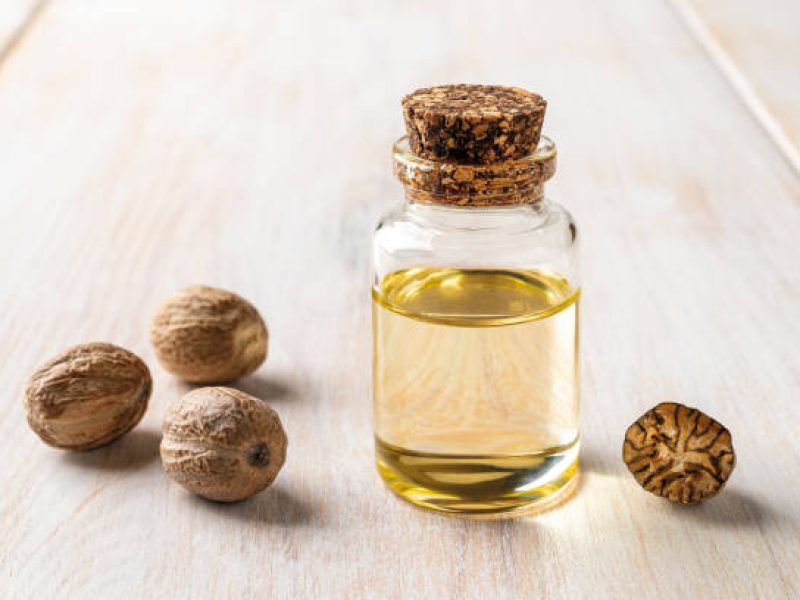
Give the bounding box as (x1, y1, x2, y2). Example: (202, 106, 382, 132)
(60, 428, 161, 472)
(666, 488, 778, 531)
(577, 439, 621, 478)
(232, 373, 295, 403)
(187, 485, 315, 527)
(580, 443, 780, 531)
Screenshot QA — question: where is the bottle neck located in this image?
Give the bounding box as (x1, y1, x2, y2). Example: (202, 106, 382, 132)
(403, 194, 551, 230)
(403, 183, 545, 207)
(393, 135, 556, 209)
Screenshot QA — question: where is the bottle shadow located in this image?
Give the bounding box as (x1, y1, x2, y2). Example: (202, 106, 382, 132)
(184, 485, 315, 527)
(60, 428, 161, 472)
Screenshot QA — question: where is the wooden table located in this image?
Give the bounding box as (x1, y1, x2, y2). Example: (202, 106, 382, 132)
(1, 1, 798, 597)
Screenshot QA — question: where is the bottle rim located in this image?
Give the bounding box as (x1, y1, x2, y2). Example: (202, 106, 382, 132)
(392, 135, 556, 206)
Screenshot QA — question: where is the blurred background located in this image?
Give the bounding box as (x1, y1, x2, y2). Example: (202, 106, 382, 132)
(0, 0, 798, 597)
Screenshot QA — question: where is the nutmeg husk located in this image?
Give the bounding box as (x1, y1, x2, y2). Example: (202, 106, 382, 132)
(24, 342, 151, 450)
(160, 387, 287, 502)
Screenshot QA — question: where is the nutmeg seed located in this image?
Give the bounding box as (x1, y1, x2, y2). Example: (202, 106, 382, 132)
(623, 402, 735, 504)
(24, 342, 151, 450)
(160, 387, 287, 502)
(150, 285, 268, 383)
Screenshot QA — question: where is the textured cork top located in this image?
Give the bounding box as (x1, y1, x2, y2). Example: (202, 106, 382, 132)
(402, 84, 546, 164)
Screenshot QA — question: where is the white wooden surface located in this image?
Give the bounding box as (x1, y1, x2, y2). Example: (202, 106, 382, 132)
(1, 1, 799, 598)
(0, 1, 43, 55)
(680, 0, 800, 171)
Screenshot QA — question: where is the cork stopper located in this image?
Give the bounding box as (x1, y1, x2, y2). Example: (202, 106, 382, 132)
(402, 84, 546, 164)
(393, 135, 556, 206)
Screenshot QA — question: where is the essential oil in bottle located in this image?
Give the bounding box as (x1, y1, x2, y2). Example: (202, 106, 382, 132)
(371, 85, 580, 515)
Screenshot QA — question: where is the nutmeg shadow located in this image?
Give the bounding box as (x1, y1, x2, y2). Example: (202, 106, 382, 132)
(61, 428, 161, 472)
(233, 374, 294, 403)
(665, 488, 778, 531)
(186, 486, 315, 527)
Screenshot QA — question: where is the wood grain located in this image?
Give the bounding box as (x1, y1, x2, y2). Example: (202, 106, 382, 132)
(0, 0, 798, 597)
(675, 0, 800, 173)
(0, 1, 48, 66)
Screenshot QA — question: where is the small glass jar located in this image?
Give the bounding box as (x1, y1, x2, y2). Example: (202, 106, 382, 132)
(371, 134, 580, 515)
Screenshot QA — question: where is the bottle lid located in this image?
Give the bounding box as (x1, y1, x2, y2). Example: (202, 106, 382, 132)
(402, 84, 546, 164)
(393, 135, 556, 206)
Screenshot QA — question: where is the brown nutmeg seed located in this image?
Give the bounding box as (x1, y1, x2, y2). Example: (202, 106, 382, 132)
(160, 387, 287, 502)
(623, 402, 735, 504)
(24, 342, 151, 450)
(150, 285, 268, 383)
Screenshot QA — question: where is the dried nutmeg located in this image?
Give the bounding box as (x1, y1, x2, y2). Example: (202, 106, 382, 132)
(24, 342, 151, 450)
(623, 402, 735, 504)
(160, 387, 287, 502)
(150, 285, 268, 383)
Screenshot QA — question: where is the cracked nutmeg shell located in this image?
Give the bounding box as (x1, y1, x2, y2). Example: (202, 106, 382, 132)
(160, 387, 287, 502)
(24, 342, 151, 450)
(150, 285, 268, 383)
(623, 402, 735, 504)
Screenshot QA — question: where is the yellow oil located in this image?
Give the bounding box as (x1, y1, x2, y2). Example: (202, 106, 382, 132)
(372, 267, 580, 515)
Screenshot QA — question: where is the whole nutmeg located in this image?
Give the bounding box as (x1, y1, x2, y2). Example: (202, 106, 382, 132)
(160, 387, 287, 502)
(24, 342, 151, 450)
(150, 285, 268, 383)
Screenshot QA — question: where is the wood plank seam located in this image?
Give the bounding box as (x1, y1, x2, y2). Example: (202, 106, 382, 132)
(0, 0, 51, 71)
(668, 0, 800, 179)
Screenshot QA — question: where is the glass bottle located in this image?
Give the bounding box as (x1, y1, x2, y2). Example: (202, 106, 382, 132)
(371, 87, 580, 516)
